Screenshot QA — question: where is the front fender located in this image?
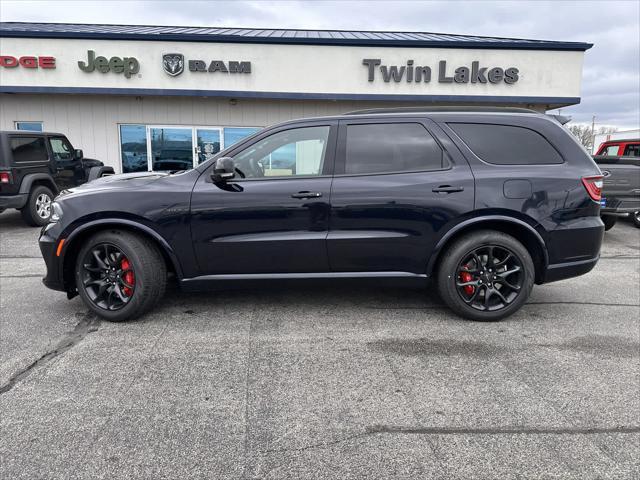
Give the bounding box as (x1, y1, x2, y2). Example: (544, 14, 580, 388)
(60, 217, 184, 279)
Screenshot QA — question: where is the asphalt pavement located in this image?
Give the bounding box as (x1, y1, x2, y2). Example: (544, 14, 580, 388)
(1, 209, 639, 479)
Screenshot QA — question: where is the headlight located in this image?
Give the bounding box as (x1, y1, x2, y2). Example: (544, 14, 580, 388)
(50, 202, 63, 223)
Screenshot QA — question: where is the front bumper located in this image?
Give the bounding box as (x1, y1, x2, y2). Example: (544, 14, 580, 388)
(0, 194, 28, 210)
(39, 228, 66, 292)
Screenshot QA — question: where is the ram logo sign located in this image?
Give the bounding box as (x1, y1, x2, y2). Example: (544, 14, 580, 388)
(162, 53, 184, 76)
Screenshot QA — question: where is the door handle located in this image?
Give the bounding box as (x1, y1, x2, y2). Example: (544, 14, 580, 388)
(432, 185, 464, 193)
(291, 191, 322, 199)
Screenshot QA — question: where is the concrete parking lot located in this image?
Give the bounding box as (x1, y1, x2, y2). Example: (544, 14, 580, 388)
(1, 209, 639, 479)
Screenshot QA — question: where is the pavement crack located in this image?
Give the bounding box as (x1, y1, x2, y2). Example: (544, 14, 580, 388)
(366, 425, 640, 435)
(0, 313, 101, 395)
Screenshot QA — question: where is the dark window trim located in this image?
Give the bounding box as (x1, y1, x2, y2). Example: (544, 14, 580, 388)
(335, 119, 450, 176)
(445, 121, 566, 166)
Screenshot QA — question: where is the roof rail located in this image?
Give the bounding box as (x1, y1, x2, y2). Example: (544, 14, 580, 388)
(344, 106, 540, 116)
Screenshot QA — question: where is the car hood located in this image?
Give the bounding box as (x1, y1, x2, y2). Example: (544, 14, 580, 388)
(60, 171, 172, 197)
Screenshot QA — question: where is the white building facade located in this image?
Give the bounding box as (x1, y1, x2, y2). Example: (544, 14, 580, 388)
(0, 23, 592, 173)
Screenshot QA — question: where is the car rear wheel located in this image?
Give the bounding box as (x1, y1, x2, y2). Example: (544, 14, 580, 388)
(601, 215, 617, 231)
(21, 185, 54, 226)
(632, 211, 640, 229)
(75, 230, 166, 322)
(437, 230, 535, 322)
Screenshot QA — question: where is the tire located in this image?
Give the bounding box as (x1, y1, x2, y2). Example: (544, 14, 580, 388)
(602, 215, 617, 231)
(75, 230, 167, 322)
(20, 185, 54, 226)
(437, 230, 535, 322)
(632, 211, 640, 229)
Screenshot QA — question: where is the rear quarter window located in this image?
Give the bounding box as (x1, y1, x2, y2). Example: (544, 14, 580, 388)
(449, 123, 563, 165)
(10, 136, 48, 163)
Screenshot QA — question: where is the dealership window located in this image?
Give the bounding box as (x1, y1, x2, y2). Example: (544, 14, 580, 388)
(224, 127, 261, 148)
(120, 124, 264, 173)
(9, 137, 48, 163)
(233, 126, 330, 178)
(345, 123, 445, 175)
(120, 125, 148, 173)
(15, 121, 43, 132)
(450, 123, 563, 165)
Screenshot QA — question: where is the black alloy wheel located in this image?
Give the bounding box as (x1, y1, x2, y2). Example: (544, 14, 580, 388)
(455, 245, 524, 312)
(80, 243, 136, 311)
(437, 230, 534, 322)
(75, 230, 167, 322)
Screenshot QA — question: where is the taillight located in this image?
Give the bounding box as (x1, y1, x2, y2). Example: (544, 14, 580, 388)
(582, 175, 604, 202)
(0, 172, 11, 184)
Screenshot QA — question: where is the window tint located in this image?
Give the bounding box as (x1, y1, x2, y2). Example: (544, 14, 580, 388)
(450, 123, 563, 165)
(49, 138, 73, 161)
(10, 137, 48, 163)
(233, 126, 330, 178)
(345, 123, 444, 175)
(623, 144, 640, 157)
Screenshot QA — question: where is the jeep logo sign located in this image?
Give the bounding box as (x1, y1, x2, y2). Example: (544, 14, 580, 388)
(78, 50, 140, 78)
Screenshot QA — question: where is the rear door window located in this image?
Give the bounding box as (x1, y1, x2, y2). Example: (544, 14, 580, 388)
(9, 136, 48, 163)
(623, 144, 640, 157)
(344, 123, 445, 175)
(449, 123, 563, 165)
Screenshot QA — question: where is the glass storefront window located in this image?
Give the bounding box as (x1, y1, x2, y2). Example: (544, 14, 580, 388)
(120, 125, 148, 173)
(15, 121, 43, 132)
(224, 127, 261, 148)
(196, 129, 221, 165)
(150, 127, 193, 171)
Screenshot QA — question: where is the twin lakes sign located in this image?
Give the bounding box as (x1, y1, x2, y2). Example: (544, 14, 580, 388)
(363, 59, 519, 84)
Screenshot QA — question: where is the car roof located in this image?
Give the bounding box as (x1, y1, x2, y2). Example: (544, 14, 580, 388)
(272, 106, 552, 127)
(1, 130, 66, 136)
(600, 138, 640, 144)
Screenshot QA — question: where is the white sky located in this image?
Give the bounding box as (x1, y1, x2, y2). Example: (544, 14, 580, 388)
(1, 0, 639, 130)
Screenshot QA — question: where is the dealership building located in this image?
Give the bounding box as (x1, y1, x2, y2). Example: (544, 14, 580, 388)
(0, 22, 592, 173)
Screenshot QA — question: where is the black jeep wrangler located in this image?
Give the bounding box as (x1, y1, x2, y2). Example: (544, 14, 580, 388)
(0, 131, 114, 226)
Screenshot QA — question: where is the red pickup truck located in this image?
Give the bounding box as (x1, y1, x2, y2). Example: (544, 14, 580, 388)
(596, 139, 640, 157)
(593, 138, 640, 229)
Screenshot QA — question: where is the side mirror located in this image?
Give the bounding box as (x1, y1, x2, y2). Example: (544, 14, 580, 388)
(74, 149, 84, 160)
(211, 157, 236, 183)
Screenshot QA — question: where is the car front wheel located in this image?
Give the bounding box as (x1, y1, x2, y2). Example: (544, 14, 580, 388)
(437, 230, 535, 322)
(75, 230, 167, 322)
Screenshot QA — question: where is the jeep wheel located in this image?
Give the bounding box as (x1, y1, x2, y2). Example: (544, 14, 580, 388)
(21, 185, 54, 226)
(602, 215, 617, 231)
(75, 230, 166, 322)
(437, 230, 534, 322)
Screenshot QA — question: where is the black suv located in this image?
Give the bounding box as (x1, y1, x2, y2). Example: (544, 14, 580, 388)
(0, 131, 113, 226)
(39, 108, 604, 322)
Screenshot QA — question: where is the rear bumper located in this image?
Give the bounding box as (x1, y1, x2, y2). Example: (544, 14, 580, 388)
(543, 255, 600, 283)
(39, 229, 66, 292)
(0, 194, 28, 209)
(601, 197, 640, 214)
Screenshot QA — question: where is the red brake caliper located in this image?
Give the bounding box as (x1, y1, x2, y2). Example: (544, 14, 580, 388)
(459, 265, 475, 295)
(120, 257, 135, 297)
